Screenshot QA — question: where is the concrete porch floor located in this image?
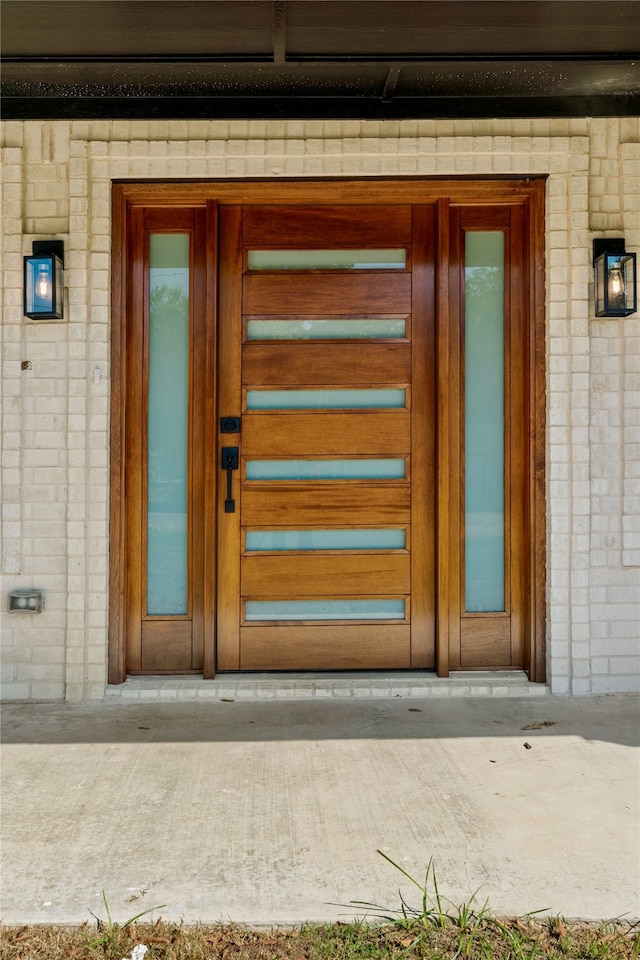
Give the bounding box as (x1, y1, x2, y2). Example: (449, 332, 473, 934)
(1, 693, 638, 926)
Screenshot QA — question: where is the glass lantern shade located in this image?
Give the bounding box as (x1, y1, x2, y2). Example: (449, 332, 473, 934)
(594, 246, 637, 318)
(23, 246, 64, 320)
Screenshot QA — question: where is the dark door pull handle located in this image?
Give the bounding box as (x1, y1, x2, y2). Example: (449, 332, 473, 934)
(222, 447, 239, 513)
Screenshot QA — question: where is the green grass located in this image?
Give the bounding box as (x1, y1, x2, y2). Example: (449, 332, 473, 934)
(86, 889, 166, 952)
(2, 916, 639, 960)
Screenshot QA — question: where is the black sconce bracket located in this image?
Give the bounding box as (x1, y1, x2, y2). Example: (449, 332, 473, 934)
(592, 237, 625, 265)
(32, 239, 65, 262)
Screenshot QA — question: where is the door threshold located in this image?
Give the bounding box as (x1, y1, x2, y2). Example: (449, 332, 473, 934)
(105, 671, 549, 701)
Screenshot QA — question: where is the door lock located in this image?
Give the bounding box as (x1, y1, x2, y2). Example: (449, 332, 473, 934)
(222, 446, 239, 513)
(220, 417, 241, 434)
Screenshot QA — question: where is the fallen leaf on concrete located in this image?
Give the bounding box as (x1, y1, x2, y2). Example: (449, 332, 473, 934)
(523, 742, 533, 749)
(408, 708, 423, 712)
(521, 721, 557, 730)
(489, 759, 497, 763)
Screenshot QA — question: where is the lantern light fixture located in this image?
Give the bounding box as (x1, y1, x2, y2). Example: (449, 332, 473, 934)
(593, 238, 637, 318)
(23, 240, 64, 320)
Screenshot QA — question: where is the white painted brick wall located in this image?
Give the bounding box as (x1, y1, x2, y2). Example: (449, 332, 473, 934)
(1, 117, 639, 699)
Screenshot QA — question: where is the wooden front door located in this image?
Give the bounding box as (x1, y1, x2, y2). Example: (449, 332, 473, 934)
(110, 179, 545, 683)
(216, 204, 435, 670)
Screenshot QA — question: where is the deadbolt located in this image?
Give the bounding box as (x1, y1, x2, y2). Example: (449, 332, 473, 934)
(220, 417, 241, 434)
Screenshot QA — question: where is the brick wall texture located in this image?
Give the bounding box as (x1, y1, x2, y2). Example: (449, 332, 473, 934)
(1, 118, 639, 699)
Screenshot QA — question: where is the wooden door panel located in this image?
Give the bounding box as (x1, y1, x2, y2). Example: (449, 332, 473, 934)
(243, 205, 412, 247)
(460, 618, 511, 667)
(244, 274, 411, 315)
(242, 484, 410, 526)
(242, 554, 410, 596)
(242, 412, 410, 456)
(140, 621, 194, 672)
(240, 625, 411, 670)
(242, 342, 412, 386)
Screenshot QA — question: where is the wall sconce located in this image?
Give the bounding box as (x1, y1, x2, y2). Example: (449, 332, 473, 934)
(593, 238, 637, 317)
(23, 240, 64, 320)
(8, 589, 44, 614)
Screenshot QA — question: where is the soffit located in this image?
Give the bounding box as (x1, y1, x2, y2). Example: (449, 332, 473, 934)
(2, 0, 639, 119)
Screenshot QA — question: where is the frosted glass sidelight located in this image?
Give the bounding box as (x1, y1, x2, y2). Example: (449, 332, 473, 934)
(464, 231, 505, 612)
(147, 234, 190, 616)
(246, 459, 406, 480)
(246, 318, 407, 340)
(245, 600, 406, 621)
(245, 529, 406, 551)
(246, 389, 406, 410)
(248, 249, 406, 270)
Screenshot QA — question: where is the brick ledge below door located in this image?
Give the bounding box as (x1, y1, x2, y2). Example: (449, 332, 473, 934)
(105, 671, 550, 701)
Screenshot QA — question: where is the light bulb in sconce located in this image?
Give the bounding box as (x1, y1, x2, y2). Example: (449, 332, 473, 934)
(608, 261, 625, 309)
(35, 263, 51, 300)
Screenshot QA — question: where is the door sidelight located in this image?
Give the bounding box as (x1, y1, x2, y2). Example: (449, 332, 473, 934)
(222, 447, 239, 513)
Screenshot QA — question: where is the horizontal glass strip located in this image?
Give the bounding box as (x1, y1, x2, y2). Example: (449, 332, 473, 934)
(246, 389, 406, 410)
(246, 458, 406, 480)
(245, 529, 406, 551)
(247, 319, 407, 340)
(248, 249, 406, 270)
(245, 600, 406, 621)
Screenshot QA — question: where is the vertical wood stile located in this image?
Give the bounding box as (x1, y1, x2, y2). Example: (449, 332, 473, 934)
(436, 197, 452, 676)
(216, 206, 243, 669)
(410, 204, 436, 667)
(509, 202, 527, 668)
(203, 200, 219, 677)
(191, 207, 209, 671)
(124, 206, 145, 672)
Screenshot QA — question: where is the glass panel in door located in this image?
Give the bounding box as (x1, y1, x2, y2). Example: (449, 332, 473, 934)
(464, 231, 505, 612)
(147, 234, 190, 615)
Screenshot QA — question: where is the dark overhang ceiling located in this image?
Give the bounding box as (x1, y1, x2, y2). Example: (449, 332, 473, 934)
(2, 0, 639, 119)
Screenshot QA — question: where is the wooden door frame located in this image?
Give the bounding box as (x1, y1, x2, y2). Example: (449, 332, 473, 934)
(109, 177, 546, 684)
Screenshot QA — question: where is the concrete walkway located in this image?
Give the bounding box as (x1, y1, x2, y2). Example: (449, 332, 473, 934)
(1, 693, 638, 925)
